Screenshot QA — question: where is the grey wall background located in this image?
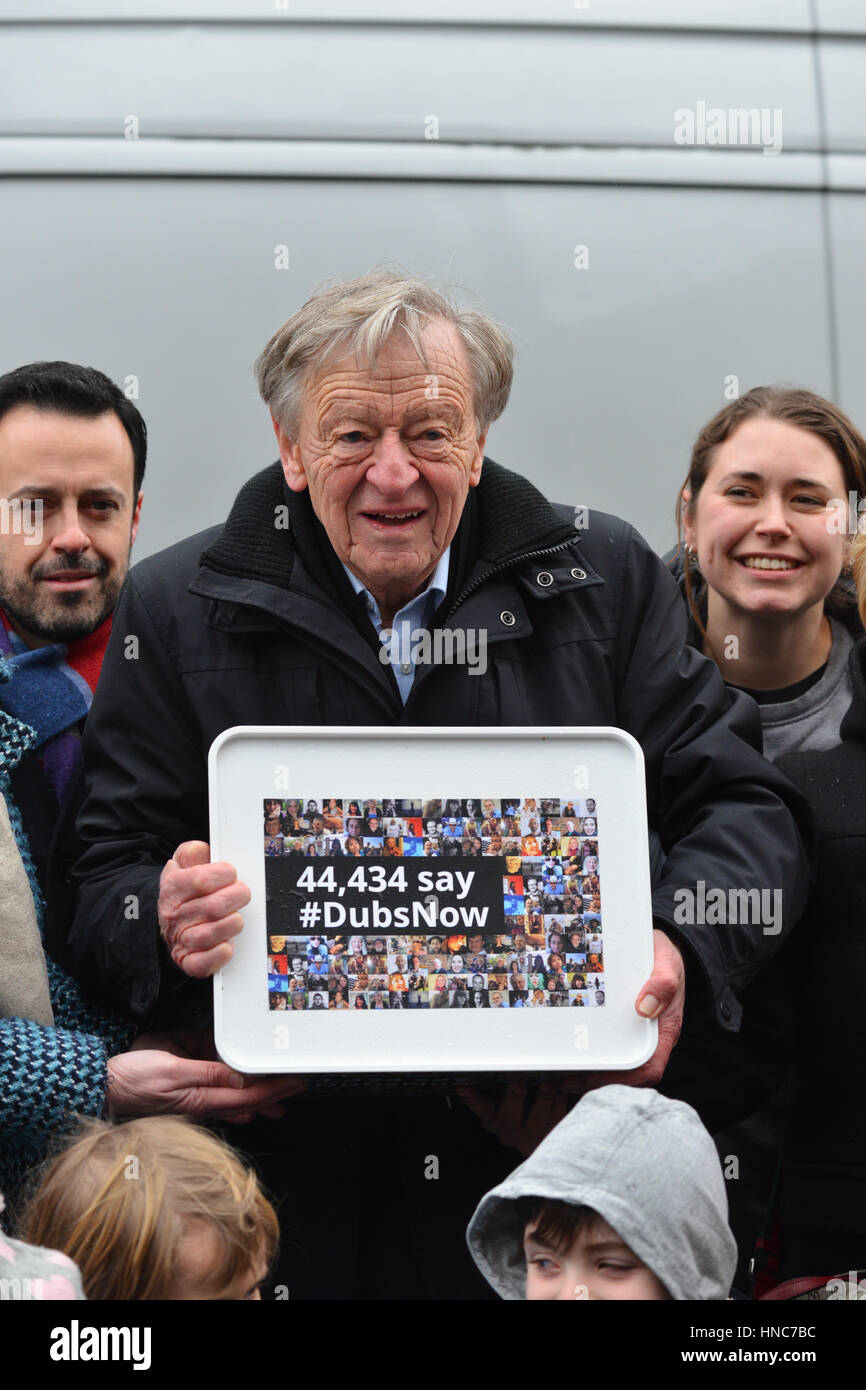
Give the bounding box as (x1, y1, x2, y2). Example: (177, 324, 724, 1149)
(1, 0, 865, 560)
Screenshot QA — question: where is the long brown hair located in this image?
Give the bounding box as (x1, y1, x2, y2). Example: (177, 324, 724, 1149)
(675, 386, 866, 637)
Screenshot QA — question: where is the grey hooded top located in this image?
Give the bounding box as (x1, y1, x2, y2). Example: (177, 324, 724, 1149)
(466, 1085, 737, 1300)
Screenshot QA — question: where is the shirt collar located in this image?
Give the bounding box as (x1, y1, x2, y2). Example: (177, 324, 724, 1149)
(341, 547, 451, 623)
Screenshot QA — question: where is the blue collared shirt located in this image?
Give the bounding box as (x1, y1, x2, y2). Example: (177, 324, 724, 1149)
(342, 548, 451, 704)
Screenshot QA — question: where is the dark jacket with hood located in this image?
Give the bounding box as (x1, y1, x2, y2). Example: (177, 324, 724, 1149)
(64, 461, 813, 1129)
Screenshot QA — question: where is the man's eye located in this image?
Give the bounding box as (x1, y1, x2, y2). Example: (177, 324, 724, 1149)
(87, 500, 118, 513)
(338, 431, 366, 444)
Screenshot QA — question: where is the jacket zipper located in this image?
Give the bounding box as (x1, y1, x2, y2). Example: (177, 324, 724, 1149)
(444, 535, 578, 620)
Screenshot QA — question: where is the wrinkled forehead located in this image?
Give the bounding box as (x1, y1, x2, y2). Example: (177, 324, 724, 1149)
(302, 321, 475, 422)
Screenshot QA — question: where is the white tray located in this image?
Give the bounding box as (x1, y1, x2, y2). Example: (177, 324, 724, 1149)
(210, 726, 656, 1075)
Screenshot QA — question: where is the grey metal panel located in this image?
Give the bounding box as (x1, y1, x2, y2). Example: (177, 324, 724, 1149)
(827, 193, 866, 437)
(828, 153, 866, 188)
(0, 137, 825, 187)
(0, 177, 832, 561)
(816, 0, 866, 34)
(0, 24, 820, 149)
(817, 37, 866, 151)
(0, 0, 815, 30)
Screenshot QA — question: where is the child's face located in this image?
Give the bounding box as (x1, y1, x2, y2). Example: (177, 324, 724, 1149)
(523, 1214, 669, 1301)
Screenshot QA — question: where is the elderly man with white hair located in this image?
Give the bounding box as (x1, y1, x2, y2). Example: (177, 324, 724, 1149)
(66, 270, 810, 1299)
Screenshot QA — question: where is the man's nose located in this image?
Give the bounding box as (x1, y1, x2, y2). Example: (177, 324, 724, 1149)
(365, 430, 420, 493)
(50, 504, 91, 553)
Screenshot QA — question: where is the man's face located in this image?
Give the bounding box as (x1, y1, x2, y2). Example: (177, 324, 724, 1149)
(274, 322, 488, 615)
(0, 406, 141, 646)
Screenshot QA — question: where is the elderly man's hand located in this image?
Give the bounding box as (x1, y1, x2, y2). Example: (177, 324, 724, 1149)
(158, 841, 250, 978)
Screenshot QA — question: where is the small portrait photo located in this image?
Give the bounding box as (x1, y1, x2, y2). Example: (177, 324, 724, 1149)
(344, 814, 364, 839)
(482, 835, 503, 856)
(350, 990, 369, 1009)
(570, 992, 585, 1006)
(441, 836, 462, 857)
(421, 837, 441, 857)
(509, 990, 529, 1008)
(489, 988, 510, 1009)
(584, 914, 602, 933)
(449, 983, 469, 1008)
(269, 935, 288, 955)
(586, 952, 604, 976)
(268, 955, 288, 975)
(289, 990, 307, 1011)
(268, 973, 289, 994)
(448, 951, 467, 977)
(461, 798, 481, 819)
(503, 873, 524, 896)
(468, 970, 488, 993)
(369, 989, 389, 1010)
(397, 798, 422, 817)
(269, 993, 287, 1010)
(361, 838, 381, 856)
(322, 798, 343, 829)
(343, 834, 363, 858)
(548, 991, 569, 1008)
(502, 836, 522, 855)
(521, 833, 541, 857)
(586, 934, 603, 954)
(388, 971, 408, 993)
(579, 990, 599, 1008)
(581, 814, 598, 837)
(502, 892, 523, 917)
(508, 972, 527, 992)
(560, 799, 577, 819)
(368, 973, 389, 992)
(429, 972, 450, 1006)
(422, 815, 442, 840)
(422, 798, 443, 821)
(382, 835, 402, 857)
(570, 971, 587, 990)
(586, 973, 604, 991)
(330, 988, 351, 1010)
(382, 814, 406, 837)
(390, 989, 407, 1008)
(595, 988, 606, 1006)
(487, 952, 506, 975)
(404, 816, 423, 837)
(528, 988, 548, 1008)
(527, 969, 547, 992)
(445, 934, 467, 956)
(401, 835, 424, 857)
(308, 990, 328, 1010)
(469, 987, 489, 1008)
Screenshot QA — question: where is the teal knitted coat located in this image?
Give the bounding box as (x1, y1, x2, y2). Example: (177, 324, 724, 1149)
(0, 693, 136, 1198)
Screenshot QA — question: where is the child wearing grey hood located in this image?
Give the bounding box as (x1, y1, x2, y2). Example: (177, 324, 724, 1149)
(466, 1085, 736, 1300)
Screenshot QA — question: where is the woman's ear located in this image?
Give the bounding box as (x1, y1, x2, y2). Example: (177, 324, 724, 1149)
(681, 488, 697, 552)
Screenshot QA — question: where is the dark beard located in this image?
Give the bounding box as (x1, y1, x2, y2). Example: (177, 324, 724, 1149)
(0, 561, 122, 644)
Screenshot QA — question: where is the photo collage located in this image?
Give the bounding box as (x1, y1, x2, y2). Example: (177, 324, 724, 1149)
(265, 796, 604, 1011)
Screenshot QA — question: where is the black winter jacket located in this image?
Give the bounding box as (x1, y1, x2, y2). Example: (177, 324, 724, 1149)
(775, 637, 866, 1274)
(66, 461, 813, 1064)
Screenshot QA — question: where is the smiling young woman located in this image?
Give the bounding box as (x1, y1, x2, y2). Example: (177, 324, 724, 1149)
(672, 387, 866, 760)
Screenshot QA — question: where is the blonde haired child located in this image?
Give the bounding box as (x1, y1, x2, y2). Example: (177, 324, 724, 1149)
(18, 1115, 278, 1300)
